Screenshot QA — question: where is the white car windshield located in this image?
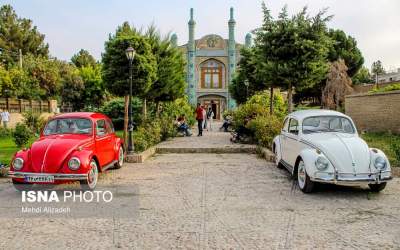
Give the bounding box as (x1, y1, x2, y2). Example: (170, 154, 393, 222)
(302, 116, 355, 134)
(44, 118, 92, 135)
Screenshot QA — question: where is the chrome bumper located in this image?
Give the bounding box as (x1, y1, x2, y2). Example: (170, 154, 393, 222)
(311, 171, 392, 186)
(8, 171, 87, 181)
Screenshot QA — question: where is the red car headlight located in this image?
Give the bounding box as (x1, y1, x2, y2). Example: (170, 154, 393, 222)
(68, 157, 81, 170)
(13, 157, 24, 170)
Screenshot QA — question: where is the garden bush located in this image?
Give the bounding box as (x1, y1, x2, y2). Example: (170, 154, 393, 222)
(99, 97, 142, 130)
(391, 140, 400, 163)
(369, 83, 400, 94)
(0, 127, 12, 138)
(22, 111, 46, 134)
(12, 123, 32, 148)
(231, 91, 286, 148)
(247, 115, 282, 147)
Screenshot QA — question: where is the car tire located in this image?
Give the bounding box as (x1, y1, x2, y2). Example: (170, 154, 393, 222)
(297, 159, 314, 193)
(274, 146, 283, 169)
(12, 179, 34, 191)
(368, 183, 387, 192)
(114, 146, 124, 169)
(80, 159, 99, 190)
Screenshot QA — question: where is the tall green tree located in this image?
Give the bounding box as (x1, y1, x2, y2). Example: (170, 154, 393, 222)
(71, 49, 97, 68)
(102, 22, 157, 97)
(255, 4, 331, 112)
(0, 5, 49, 67)
(144, 26, 186, 113)
(59, 63, 85, 111)
(79, 65, 106, 108)
(0, 65, 12, 95)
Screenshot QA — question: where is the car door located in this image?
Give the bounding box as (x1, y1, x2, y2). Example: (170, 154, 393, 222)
(95, 119, 113, 166)
(282, 118, 301, 170)
(105, 119, 117, 160)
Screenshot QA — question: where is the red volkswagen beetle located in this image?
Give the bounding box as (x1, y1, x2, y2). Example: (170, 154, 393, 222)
(8, 112, 124, 190)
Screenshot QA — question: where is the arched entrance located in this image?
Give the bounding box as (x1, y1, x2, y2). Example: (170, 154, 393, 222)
(197, 94, 227, 120)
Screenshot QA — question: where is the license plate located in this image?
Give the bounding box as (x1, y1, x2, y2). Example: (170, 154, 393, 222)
(24, 175, 55, 183)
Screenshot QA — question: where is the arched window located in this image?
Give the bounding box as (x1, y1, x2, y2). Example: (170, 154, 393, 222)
(200, 60, 225, 89)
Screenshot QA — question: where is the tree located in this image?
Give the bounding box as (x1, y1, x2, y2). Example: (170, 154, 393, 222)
(371, 60, 385, 76)
(59, 63, 85, 111)
(102, 22, 157, 98)
(322, 59, 353, 110)
(327, 29, 364, 77)
(79, 65, 106, 108)
(144, 26, 186, 115)
(255, 4, 331, 112)
(0, 65, 12, 95)
(0, 5, 49, 67)
(71, 49, 97, 68)
(352, 66, 373, 85)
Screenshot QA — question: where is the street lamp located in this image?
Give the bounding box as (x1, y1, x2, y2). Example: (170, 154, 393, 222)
(244, 79, 249, 99)
(126, 46, 136, 153)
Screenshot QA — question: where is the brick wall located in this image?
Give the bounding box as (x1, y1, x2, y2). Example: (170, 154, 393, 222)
(345, 90, 400, 134)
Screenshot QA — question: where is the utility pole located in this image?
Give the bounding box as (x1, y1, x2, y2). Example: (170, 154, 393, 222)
(19, 49, 23, 69)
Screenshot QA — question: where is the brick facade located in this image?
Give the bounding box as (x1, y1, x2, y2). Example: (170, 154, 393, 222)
(345, 90, 400, 134)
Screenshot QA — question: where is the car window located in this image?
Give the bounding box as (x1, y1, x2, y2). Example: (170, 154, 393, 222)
(288, 119, 299, 135)
(96, 120, 107, 136)
(44, 118, 92, 135)
(282, 118, 289, 132)
(106, 120, 114, 134)
(303, 116, 355, 134)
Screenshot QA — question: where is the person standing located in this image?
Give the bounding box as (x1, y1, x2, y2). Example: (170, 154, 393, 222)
(207, 107, 214, 131)
(195, 103, 204, 136)
(0, 109, 10, 128)
(202, 105, 207, 131)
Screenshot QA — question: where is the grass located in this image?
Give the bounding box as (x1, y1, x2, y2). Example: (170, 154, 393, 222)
(0, 137, 37, 165)
(361, 132, 400, 168)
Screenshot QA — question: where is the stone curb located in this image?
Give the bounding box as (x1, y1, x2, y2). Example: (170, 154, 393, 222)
(258, 147, 275, 162)
(125, 146, 157, 163)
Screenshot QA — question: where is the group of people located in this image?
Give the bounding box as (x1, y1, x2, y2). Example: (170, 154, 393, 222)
(0, 109, 10, 128)
(195, 103, 214, 136)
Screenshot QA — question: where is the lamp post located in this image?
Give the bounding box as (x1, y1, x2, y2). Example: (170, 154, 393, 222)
(125, 46, 136, 153)
(244, 79, 249, 99)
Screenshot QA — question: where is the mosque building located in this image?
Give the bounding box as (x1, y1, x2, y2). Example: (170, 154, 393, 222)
(171, 7, 252, 119)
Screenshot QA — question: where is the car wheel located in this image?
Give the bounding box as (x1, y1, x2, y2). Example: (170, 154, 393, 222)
(297, 159, 314, 193)
(368, 183, 387, 192)
(12, 179, 33, 191)
(114, 146, 124, 169)
(80, 159, 98, 190)
(274, 146, 283, 169)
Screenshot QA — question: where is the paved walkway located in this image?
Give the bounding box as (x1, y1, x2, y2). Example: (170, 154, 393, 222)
(0, 125, 400, 249)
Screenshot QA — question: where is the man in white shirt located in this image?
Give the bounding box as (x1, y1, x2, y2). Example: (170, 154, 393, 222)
(0, 109, 10, 128)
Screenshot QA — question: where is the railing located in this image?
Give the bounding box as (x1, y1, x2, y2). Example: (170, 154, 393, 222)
(0, 98, 51, 113)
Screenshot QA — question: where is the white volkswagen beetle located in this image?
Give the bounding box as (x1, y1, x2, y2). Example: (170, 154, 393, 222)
(273, 110, 392, 193)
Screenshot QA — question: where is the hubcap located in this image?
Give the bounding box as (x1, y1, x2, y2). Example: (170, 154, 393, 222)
(118, 147, 124, 166)
(87, 161, 98, 189)
(298, 161, 306, 189)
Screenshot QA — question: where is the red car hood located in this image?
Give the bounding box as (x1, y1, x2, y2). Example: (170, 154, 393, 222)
(30, 134, 92, 173)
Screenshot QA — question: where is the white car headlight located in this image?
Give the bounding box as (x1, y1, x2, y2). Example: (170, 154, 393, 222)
(374, 156, 387, 170)
(13, 158, 24, 170)
(68, 157, 81, 170)
(315, 156, 329, 171)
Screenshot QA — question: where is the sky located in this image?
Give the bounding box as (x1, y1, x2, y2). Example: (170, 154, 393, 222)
(3, 0, 400, 71)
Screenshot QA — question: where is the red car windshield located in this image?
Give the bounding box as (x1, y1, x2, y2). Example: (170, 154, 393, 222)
(43, 118, 93, 135)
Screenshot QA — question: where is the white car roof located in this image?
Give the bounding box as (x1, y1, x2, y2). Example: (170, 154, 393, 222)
(288, 109, 349, 121)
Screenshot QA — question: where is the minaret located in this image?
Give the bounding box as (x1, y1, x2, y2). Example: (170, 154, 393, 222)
(245, 33, 252, 48)
(228, 7, 236, 109)
(170, 33, 178, 47)
(187, 8, 196, 105)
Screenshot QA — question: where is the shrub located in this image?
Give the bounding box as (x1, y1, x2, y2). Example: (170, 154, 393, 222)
(161, 97, 195, 126)
(369, 83, 400, 93)
(391, 140, 400, 163)
(99, 97, 142, 130)
(133, 119, 162, 152)
(12, 123, 32, 148)
(0, 127, 12, 138)
(22, 111, 46, 134)
(247, 115, 282, 147)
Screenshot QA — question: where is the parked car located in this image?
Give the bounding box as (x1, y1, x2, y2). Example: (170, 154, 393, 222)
(273, 110, 392, 193)
(8, 112, 125, 191)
